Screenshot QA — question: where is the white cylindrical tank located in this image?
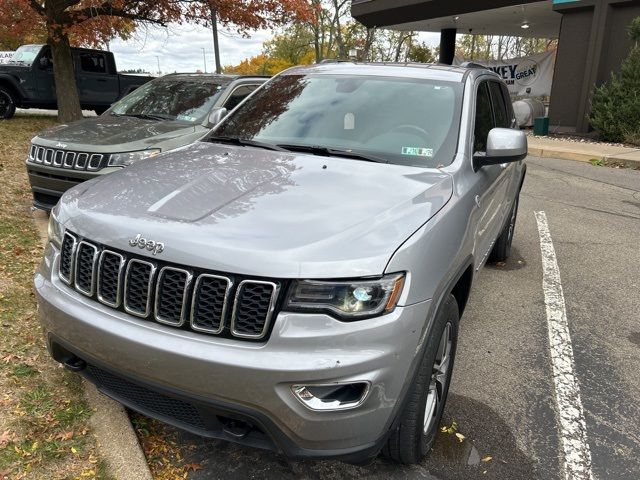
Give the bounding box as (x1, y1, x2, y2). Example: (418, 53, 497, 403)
(513, 99, 546, 128)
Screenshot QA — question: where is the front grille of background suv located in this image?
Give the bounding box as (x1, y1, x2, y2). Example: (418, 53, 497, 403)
(58, 231, 283, 341)
(28, 144, 110, 171)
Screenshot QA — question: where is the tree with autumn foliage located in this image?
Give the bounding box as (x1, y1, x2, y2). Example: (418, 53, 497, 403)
(0, 0, 312, 122)
(185, 1, 314, 74)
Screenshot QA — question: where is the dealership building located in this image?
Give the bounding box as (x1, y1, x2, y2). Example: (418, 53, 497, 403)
(351, 0, 640, 134)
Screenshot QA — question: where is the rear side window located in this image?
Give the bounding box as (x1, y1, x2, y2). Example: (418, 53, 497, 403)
(474, 83, 494, 153)
(224, 85, 258, 110)
(80, 53, 107, 73)
(489, 82, 510, 128)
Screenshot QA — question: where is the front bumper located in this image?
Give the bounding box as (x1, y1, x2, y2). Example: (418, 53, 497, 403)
(35, 244, 430, 460)
(26, 162, 118, 211)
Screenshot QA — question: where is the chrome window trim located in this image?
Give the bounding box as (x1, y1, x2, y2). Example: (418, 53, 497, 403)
(190, 274, 232, 334)
(58, 232, 77, 285)
(124, 259, 157, 318)
(230, 280, 280, 340)
(75, 153, 89, 170)
(154, 266, 193, 327)
(87, 154, 103, 171)
(74, 241, 99, 297)
(96, 250, 125, 308)
(63, 152, 76, 168)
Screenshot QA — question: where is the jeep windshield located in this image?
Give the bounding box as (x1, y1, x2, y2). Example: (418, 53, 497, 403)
(7, 45, 42, 66)
(110, 78, 226, 123)
(212, 73, 463, 167)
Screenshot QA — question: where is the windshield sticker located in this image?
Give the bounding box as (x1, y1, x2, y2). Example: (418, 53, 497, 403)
(344, 113, 355, 130)
(402, 147, 434, 157)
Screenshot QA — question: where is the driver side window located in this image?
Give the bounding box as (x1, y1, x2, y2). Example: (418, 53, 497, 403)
(39, 48, 53, 70)
(473, 82, 495, 154)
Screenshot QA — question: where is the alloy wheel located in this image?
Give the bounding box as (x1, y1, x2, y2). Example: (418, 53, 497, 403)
(423, 322, 453, 435)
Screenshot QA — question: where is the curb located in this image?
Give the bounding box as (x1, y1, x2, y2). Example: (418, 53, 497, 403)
(31, 209, 153, 480)
(528, 146, 640, 169)
(85, 382, 154, 480)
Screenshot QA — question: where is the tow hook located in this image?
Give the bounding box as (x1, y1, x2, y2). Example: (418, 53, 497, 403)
(221, 418, 252, 439)
(63, 356, 87, 372)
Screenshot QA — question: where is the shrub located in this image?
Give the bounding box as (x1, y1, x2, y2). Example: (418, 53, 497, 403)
(590, 17, 640, 145)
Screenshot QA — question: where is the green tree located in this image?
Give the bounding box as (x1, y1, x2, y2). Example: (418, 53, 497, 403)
(590, 17, 640, 144)
(456, 34, 555, 61)
(407, 42, 435, 63)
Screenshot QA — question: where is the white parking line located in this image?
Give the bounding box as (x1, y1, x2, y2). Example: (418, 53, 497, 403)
(535, 211, 594, 480)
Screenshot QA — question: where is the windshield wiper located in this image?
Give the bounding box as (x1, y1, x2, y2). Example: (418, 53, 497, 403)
(277, 144, 388, 164)
(207, 135, 288, 152)
(112, 113, 172, 121)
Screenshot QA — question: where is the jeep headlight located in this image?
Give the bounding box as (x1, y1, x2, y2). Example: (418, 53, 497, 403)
(285, 273, 405, 320)
(47, 211, 63, 248)
(108, 149, 161, 167)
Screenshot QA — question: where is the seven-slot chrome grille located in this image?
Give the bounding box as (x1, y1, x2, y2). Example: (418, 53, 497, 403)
(28, 144, 109, 171)
(58, 232, 281, 341)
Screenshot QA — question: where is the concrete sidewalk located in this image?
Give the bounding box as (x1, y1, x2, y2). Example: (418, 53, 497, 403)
(528, 136, 640, 168)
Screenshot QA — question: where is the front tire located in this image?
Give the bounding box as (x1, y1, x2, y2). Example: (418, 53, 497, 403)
(0, 86, 17, 119)
(383, 294, 459, 464)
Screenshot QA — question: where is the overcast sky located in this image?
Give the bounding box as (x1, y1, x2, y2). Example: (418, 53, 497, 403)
(109, 23, 440, 74)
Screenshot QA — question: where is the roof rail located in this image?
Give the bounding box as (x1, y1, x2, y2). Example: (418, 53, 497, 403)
(459, 61, 489, 70)
(318, 59, 353, 64)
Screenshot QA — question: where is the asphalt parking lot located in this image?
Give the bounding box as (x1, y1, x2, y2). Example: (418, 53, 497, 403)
(161, 156, 640, 480)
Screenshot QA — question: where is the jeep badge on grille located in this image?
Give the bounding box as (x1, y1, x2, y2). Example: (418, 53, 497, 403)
(129, 234, 165, 255)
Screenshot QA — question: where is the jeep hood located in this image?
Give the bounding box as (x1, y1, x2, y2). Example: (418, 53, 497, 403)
(59, 142, 453, 278)
(34, 114, 197, 150)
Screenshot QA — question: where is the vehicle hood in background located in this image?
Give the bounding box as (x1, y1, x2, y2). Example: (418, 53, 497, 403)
(33, 115, 198, 151)
(59, 142, 453, 279)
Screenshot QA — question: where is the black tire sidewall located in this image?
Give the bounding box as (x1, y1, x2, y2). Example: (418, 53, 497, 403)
(418, 295, 459, 456)
(0, 86, 16, 120)
(489, 193, 520, 263)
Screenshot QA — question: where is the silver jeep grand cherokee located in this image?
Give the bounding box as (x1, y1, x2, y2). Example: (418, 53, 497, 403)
(35, 63, 527, 464)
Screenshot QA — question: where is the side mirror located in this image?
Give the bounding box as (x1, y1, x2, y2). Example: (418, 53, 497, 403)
(39, 57, 51, 69)
(203, 107, 228, 129)
(474, 128, 527, 169)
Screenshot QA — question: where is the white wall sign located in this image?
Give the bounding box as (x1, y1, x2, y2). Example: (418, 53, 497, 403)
(456, 51, 556, 98)
(0, 51, 14, 64)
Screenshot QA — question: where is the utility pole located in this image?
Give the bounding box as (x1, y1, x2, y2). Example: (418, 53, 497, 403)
(209, 3, 222, 74)
(155, 56, 161, 76)
(201, 48, 207, 73)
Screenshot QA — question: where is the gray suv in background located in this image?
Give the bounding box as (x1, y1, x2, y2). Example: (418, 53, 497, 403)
(36, 63, 527, 464)
(26, 73, 266, 210)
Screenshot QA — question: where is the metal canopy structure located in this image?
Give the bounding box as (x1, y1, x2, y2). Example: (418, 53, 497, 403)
(352, 0, 560, 36)
(385, 2, 561, 38)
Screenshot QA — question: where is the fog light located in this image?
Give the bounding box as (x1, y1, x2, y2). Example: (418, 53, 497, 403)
(292, 382, 370, 411)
